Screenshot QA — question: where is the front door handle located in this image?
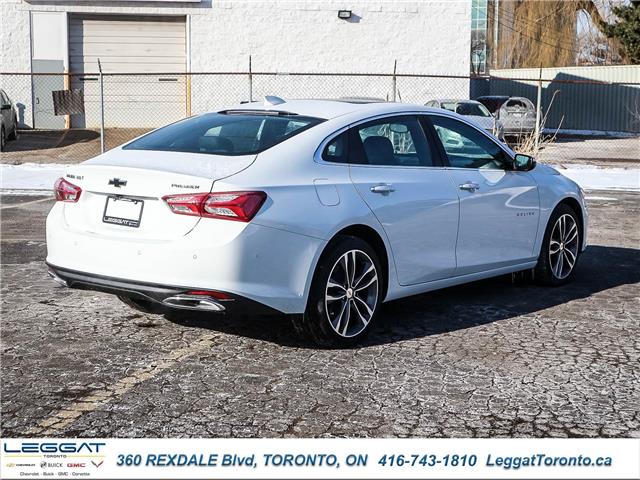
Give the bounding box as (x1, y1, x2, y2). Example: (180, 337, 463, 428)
(370, 184, 395, 194)
(458, 182, 480, 192)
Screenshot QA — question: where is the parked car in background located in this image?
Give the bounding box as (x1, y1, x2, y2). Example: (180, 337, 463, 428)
(475, 95, 537, 137)
(0, 89, 18, 151)
(425, 99, 504, 141)
(46, 98, 587, 347)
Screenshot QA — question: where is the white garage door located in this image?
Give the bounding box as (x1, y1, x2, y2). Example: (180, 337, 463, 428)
(69, 15, 187, 129)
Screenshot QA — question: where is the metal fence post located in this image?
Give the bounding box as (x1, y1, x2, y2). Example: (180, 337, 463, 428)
(534, 66, 542, 152)
(98, 59, 105, 154)
(392, 60, 397, 102)
(248, 55, 253, 103)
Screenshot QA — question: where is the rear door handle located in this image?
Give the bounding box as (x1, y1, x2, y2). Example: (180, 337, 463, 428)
(370, 184, 395, 194)
(458, 182, 480, 192)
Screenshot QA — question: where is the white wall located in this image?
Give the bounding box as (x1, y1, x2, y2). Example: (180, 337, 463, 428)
(1, 1, 34, 126)
(1, 0, 472, 127)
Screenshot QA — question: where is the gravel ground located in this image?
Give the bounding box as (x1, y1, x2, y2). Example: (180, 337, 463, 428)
(0, 193, 639, 438)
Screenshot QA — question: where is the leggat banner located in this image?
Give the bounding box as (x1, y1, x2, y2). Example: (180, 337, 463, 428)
(1, 438, 639, 479)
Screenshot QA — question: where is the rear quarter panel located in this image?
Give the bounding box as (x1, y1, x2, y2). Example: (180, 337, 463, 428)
(210, 123, 401, 304)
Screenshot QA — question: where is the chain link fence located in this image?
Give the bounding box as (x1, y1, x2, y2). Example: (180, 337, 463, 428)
(0, 71, 638, 166)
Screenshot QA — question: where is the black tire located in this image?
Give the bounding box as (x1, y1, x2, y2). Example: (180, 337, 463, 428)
(0, 126, 5, 152)
(534, 203, 582, 286)
(118, 295, 164, 314)
(7, 121, 17, 141)
(292, 235, 383, 348)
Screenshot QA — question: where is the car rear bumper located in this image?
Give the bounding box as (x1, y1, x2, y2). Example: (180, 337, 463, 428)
(46, 263, 281, 315)
(46, 203, 325, 314)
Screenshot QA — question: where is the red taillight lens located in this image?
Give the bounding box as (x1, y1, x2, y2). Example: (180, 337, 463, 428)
(54, 177, 82, 202)
(163, 191, 267, 222)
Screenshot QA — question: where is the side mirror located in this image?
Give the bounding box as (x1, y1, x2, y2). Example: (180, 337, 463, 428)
(513, 153, 536, 171)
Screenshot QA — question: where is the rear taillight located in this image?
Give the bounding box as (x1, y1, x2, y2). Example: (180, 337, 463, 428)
(162, 191, 266, 222)
(54, 177, 82, 202)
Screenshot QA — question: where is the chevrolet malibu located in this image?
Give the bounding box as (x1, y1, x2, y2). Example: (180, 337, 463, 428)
(46, 98, 587, 347)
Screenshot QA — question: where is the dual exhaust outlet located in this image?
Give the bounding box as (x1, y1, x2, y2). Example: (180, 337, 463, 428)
(162, 295, 226, 312)
(47, 270, 226, 312)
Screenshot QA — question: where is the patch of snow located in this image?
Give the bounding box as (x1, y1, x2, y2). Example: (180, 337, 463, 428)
(559, 166, 640, 192)
(584, 196, 618, 201)
(0, 163, 67, 193)
(1, 162, 639, 194)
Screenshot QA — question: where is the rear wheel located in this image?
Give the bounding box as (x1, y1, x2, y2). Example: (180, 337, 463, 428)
(535, 204, 581, 285)
(293, 236, 382, 347)
(118, 295, 164, 314)
(0, 126, 5, 151)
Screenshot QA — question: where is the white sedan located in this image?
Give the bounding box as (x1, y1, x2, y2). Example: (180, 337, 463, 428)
(46, 98, 587, 347)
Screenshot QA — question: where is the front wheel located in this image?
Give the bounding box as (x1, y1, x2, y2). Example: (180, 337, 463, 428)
(535, 204, 581, 285)
(293, 236, 382, 348)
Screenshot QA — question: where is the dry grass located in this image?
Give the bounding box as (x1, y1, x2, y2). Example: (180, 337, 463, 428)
(515, 90, 564, 157)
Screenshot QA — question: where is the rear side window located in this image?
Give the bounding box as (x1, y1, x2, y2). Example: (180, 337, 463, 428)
(124, 112, 324, 156)
(322, 131, 349, 163)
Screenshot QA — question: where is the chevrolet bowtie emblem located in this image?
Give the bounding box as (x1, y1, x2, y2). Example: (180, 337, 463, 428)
(108, 178, 127, 188)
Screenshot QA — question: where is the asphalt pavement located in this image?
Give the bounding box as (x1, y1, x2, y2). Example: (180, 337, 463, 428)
(1, 192, 639, 438)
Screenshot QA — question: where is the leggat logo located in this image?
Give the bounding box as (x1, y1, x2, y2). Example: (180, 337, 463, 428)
(3, 442, 106, 454)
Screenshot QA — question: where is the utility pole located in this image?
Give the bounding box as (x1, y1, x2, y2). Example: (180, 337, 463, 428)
(493, 0, 500, 68)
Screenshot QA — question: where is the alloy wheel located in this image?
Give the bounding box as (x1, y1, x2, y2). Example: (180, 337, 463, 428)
(324, 249, 379, 338)
(549, 213, 579, 280)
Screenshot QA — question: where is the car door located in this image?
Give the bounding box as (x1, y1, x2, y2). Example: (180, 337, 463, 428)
(346, 114, 459, 285)
(425, 114, 540, 276)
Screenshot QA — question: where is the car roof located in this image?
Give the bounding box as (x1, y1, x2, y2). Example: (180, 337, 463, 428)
(477, 95, 510, 100)
(223, 98, 445, 120)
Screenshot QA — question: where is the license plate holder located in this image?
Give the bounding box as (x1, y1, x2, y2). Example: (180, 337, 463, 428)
(103, 196, 144, 228)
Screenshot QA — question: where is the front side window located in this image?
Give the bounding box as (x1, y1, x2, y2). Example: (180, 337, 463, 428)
(477, 97, 507, 114)
(124, 112, 324, 156)
(352, 116, 434, 167)
(455, 102, 491, 117)
(429, 115, 508, 169)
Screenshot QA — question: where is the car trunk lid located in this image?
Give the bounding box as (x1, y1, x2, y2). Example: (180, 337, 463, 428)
(61, 149, 256, 240)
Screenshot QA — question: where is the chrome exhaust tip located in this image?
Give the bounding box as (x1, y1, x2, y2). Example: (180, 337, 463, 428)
(162, 295, 226, 312)
(47, 270, 68, 287)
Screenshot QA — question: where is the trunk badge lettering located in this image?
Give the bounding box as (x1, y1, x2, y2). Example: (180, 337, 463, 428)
(108, 178, 127, 188)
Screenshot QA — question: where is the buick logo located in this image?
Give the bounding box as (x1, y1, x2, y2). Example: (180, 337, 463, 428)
(108, 178, 127, 188)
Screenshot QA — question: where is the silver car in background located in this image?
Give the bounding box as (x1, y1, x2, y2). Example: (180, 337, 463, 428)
(425, 99, 504, 141)
(476, 95, 537, 137)
(0, 89, 18, 151)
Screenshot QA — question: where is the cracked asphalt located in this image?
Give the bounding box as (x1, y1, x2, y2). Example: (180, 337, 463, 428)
(1, 192, 639, 438)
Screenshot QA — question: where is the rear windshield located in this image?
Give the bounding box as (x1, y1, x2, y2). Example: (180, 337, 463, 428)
(124, 112, 324, 156)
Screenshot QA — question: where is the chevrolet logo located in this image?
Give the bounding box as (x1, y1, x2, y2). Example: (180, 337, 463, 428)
(108, 178, 127, 188)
